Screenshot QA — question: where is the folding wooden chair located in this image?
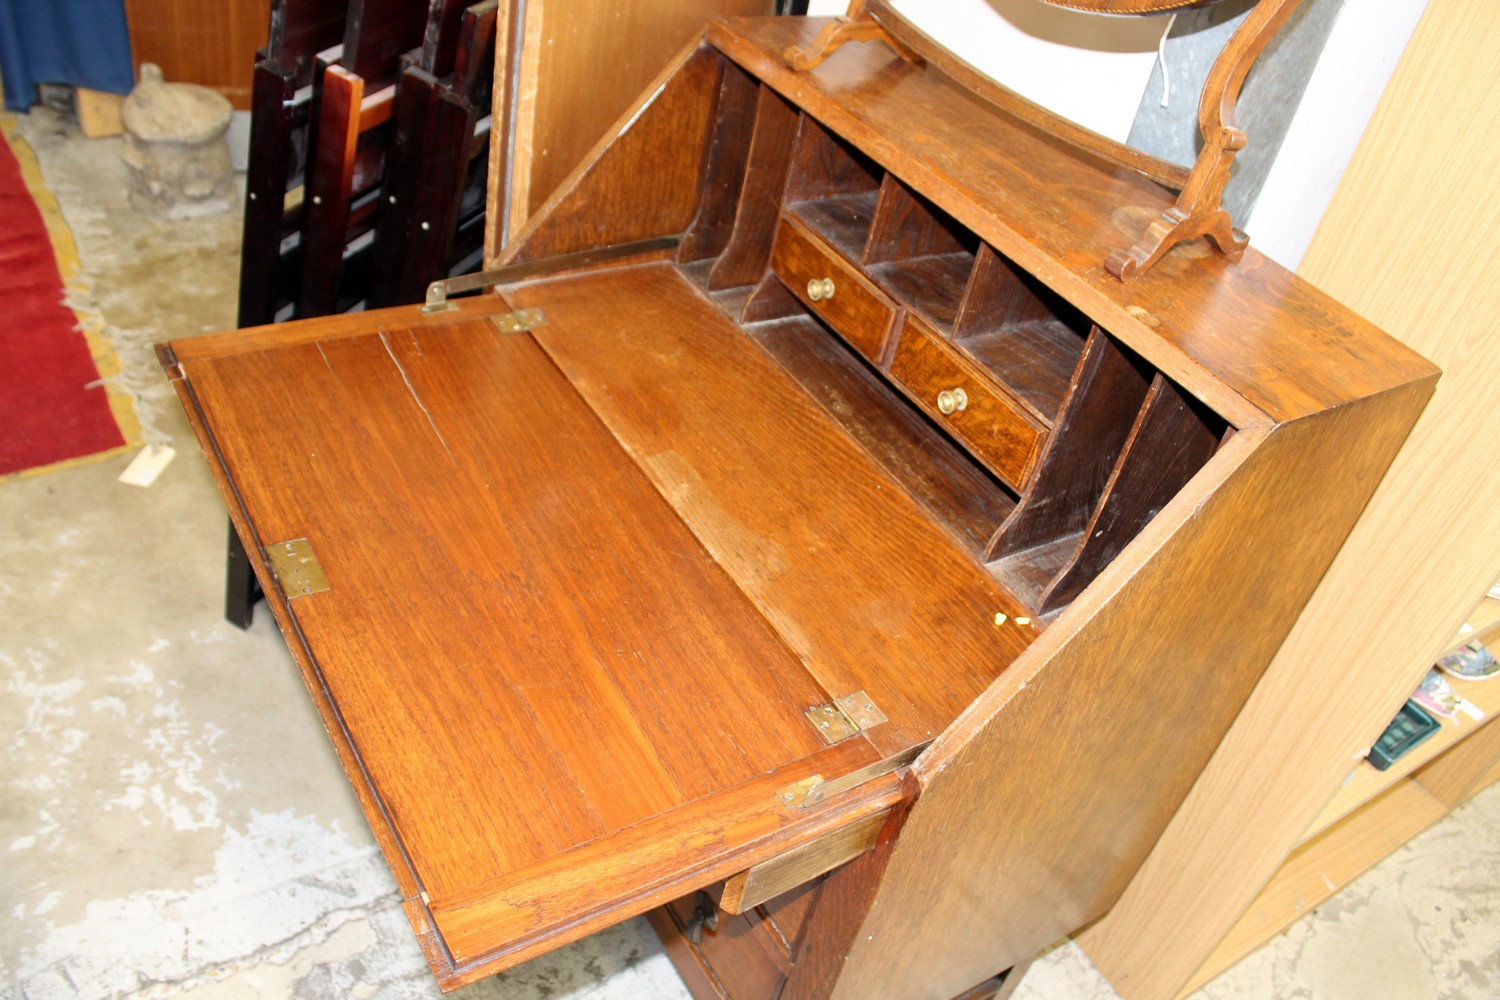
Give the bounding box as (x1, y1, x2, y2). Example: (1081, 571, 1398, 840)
(369, 0, 504, 307)
(295, 0, 430, 317)
(236, 0, 351, 328)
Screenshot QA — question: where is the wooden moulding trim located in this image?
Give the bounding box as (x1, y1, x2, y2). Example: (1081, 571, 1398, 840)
(496, 32, 716, 267)
(426, 770, 905, 990)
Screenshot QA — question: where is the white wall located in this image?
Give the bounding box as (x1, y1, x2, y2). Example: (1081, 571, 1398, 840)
(805, 0, 1162, 140)
(1246, 0, 1429, 269)
(805, 0, 1429, 269)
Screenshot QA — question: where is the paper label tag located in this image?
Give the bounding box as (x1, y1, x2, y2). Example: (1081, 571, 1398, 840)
(119, 445, 176, 487)
(1459, 698, 1486, 722)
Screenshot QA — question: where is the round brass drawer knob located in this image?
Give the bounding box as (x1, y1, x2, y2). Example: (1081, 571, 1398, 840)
(936, 387, 969, 416)
(807, 277, 836, 302)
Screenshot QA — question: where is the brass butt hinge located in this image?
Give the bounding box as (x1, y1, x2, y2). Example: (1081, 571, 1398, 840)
(490, 308, 546, 333)
(777, 740, 932, 810)
(265, 538, 330, 598)
(805, 689, 888, 745)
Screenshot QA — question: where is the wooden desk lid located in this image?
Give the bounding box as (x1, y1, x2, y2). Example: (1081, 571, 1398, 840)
(161, 269, 1028, 984)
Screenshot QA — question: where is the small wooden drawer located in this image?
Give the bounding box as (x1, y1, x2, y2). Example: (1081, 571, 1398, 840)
(890, 318, 1046, 490)
(772, 215, 899, 363)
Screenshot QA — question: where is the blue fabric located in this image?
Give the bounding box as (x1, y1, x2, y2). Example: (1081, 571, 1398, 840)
(0, 0, 135, 112)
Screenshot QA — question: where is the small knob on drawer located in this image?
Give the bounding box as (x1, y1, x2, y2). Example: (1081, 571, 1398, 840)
(936, 387, 969, 415)
(807, 277, 836, 302)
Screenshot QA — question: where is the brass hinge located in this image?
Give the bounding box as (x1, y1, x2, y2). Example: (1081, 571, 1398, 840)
(777, 741, 931, 809)
(490, 308, 546, 333)
(265, 538, 330, 598)
(805, 689, 888, 745)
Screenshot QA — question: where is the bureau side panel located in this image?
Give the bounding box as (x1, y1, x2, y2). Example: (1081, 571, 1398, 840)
(822, 377, 1435, 1000)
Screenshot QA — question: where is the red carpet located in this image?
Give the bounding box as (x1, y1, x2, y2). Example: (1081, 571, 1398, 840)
(0, 128, 124, 476)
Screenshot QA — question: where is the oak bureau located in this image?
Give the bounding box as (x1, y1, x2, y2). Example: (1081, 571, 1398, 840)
(159, 10, 1438, 999)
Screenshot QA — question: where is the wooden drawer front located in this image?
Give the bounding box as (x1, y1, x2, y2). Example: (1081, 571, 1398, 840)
(772, 216, 898, 363)
(891, 319, 1045, 490)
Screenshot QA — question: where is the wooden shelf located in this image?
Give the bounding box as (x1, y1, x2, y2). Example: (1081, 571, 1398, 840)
(1182, 606, 1500, 996)
(1442, 596, 1500, 657)
(1302, 608, 1500, 842)
(1302, 671, 1500, 841)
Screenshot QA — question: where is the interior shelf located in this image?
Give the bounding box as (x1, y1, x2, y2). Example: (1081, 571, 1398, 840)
(674, 85, 1231, 621)
(954, 321, 1090, 424)
(789, 192, 879, 259)
(869, 253, 974, 333)
(1301, 605, 1500, 842)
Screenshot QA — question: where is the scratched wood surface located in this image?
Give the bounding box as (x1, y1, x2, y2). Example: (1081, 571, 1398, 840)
(504, 263, 1037, 757)
(166, 300, 925, 987)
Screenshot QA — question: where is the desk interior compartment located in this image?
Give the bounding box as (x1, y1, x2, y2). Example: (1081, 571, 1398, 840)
(987, 330, 1226, 613)
(781, 114, 885, 258)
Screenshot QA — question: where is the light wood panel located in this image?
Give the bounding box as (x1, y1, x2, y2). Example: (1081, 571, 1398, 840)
(1304, 633, 1500, 841)
(124, 0, 269, 109)
(1185, 713, 1500, 994)
(503, 0, 771, 243)
(1078, 2, 1500, 995)
(1184, 778, 1451, 994)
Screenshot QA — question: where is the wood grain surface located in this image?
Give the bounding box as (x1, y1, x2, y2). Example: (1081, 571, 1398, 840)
(1039, 374, 1219, 611)
(823, 374, 1434, 999)
(166, 298, 918, 988)
(124, 0, 268, 109)
(864, 175, 967, 264)
(504, 263, 1039, 757)
(505, 0, 770, 240)
(745, 316, 1015, 557)
(888, 315, 1044, 491)
(988, 329, 1149, 560)
(707, 82, 800, 290)
(678, 60, 760, 264)
(772, 215, 899, 363)
(166, 14, 1452, 999)
(500, 43, 721, 264)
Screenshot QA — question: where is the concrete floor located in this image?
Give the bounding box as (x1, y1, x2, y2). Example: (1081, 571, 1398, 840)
(2, 106, 1497, 1000)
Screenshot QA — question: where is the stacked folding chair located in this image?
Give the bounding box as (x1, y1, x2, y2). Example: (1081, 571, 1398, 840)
(238, 0, 350, 327)
(236, 0, 500, 328)
(369, 0, 504, 307)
